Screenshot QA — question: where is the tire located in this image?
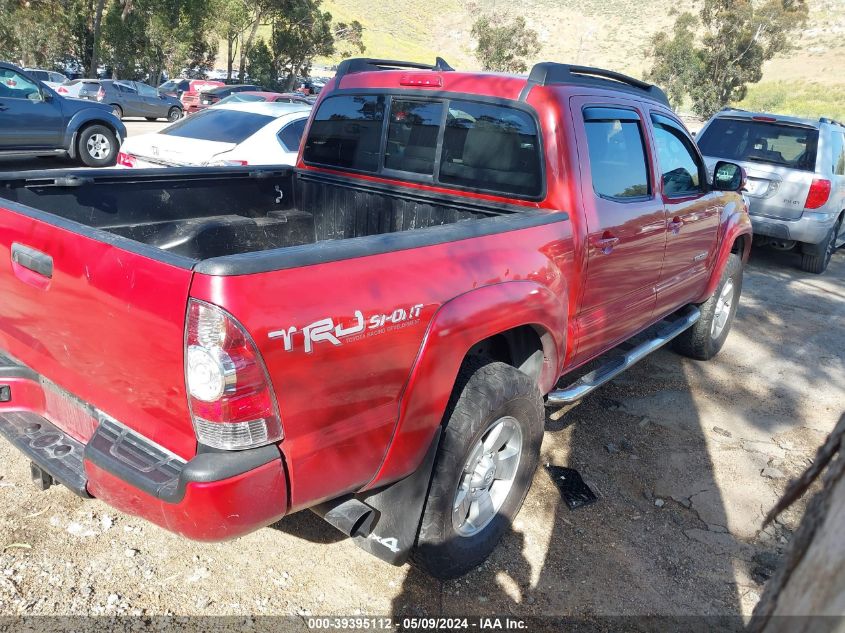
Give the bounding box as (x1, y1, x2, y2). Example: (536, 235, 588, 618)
(800, 218, 840, 274)
(674, 252, 743, 361)
(167, 107, 182, 122)
(412, 360, 544, 579)
(77, 124, 118, 167)
(111, 105, 123, 119)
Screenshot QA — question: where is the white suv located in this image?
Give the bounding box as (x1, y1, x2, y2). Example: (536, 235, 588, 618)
(697, 109, 845, 273)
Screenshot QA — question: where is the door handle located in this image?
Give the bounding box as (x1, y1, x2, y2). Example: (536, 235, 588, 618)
(592, 233, 620, 254)
(0, 104, 7, 111)
(11, 243, 53, 278)
(668, 217, 684, 233)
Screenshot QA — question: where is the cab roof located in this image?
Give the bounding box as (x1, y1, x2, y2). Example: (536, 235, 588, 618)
(330, 57, 670, 107)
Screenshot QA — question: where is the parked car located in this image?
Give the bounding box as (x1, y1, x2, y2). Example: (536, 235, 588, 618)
(0, 62, 125, 166)
(23, 68, 68, 90)
(697, 108, 845, 273)
(117, 101, 311, 167)
(214, 91, 313, 106)
(55, 78, 99, 98)
(178, 79, 225, 113)
(0, 57, 750, 579)
(77, 79, 183, 121)
(193, 84, 261, 112)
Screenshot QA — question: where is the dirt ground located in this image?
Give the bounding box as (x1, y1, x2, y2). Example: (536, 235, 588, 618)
(0, 245, 842, 625)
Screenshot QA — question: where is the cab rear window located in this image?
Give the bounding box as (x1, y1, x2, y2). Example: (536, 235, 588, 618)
(303, 94, 543, 198)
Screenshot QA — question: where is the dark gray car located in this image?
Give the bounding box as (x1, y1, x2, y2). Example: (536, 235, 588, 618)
(78, 80, 183, 121)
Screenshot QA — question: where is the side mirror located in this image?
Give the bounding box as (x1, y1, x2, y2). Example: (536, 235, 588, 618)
(713, 161, 746, 192)
(42, 89, 53, 102)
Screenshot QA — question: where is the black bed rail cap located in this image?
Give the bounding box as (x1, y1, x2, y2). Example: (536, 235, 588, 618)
(334, 57, 454, 84)
(519, 62, 670, 106)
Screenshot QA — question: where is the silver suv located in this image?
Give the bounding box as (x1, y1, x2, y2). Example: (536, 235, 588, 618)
(697, 109, 845, 273)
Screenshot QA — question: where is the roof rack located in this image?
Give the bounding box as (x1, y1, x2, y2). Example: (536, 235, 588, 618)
(820, 117, 845, 127)
(518, 62, 670, 106)
(334, 57, 454, 84)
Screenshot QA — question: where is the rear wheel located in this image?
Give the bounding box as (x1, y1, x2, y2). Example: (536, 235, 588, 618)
(77, 125, 118, 167)
(412, 360, 543, 579)
(800, 218, 840, 274)
(167, 107, 182, 122)
(111, 104, 123, 119)
(674, 253, 743, 361)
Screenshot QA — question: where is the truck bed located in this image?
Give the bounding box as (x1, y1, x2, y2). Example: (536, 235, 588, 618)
(0, 167, 512, 264)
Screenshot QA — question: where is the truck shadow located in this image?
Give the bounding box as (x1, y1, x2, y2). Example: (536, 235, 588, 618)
(387, 248, 844, 624)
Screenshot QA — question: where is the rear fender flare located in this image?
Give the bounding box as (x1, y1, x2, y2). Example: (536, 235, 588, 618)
(696, 197, 752, 303)
(364, 280, 567, 490)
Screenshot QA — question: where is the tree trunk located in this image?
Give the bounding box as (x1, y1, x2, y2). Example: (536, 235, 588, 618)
(238, 11, 263, 81)
(226, 31, 236, 80)
(89, 0, 107, 78)
(749, 414, 845, 631)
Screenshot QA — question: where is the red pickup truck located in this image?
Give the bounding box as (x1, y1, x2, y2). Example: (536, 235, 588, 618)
(0, 58, 751, 578)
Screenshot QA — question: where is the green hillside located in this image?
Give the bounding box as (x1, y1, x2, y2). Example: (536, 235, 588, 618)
(255, 0, 845, 119)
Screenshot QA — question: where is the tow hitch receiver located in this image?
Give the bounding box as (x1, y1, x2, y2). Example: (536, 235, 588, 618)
(31, 462, 55, 491)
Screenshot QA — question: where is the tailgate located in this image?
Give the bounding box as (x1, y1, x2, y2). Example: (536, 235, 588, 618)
(0, 200, 197, 459)
(737, 162, 814, 221)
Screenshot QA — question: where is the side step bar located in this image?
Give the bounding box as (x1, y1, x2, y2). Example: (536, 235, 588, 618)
(546, 307, 701, 406)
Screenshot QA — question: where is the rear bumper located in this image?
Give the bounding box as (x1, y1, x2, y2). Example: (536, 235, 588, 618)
(0, 354, 288, 541)
(751, 212, 836, 245)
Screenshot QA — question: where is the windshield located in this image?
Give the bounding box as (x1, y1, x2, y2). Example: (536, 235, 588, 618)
(697, 117, 818, 171)
(218, 93, 264, 105)
(161, 108, 275, 143)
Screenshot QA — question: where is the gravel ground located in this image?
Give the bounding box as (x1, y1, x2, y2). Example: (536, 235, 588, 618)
(0, 244, 842, 623)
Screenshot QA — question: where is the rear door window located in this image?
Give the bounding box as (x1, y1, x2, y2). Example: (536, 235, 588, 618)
(161, 109, 275, 143)
(278, 118, 307, 152)
(303, 95, 386, 172)
(115, 81, 137, 95)
(136, 83, 158, 98)
(583, 107, 650, 199)
(697, 117, 819, 172)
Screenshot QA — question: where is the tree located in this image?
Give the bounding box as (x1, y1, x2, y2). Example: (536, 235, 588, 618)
(89, 0, 108, 78)
(215, 0, 254, 79)
(269, 0, 334, 89)
(2, 0, 72, 68)
(246, 38, 278, 90)
(334, 20, 365, 59)
(645, 12, 701, 109)
(471, 14, 540, 74)
(647, 0, 809, 117)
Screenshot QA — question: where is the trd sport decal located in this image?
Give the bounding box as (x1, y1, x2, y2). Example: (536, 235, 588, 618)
(269, 304, 425, 353)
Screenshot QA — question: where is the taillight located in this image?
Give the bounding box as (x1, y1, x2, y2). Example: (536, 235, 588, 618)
(116, 152, 136, 168)
(57, 86, 68, 94)
(185, 300, 282, 450)
(805, 179, 831, 210)
(96, 86, 105, 101)
(399, 73, 443, 87)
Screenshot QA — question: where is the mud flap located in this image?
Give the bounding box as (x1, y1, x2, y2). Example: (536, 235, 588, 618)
(349, 427, 443, 566)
